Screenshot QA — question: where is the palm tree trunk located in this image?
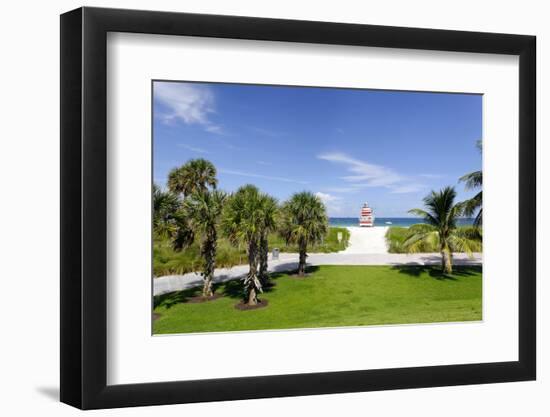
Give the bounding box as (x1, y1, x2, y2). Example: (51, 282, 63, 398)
(441, 248, 453, 275)
(259, 233, 269, 285)
(201, 231, 216, 297)
(445, 255, 453, 274)
(246, 239, 259, 305)
(298, 241, 307, 277)
(203, 277, 213, 298)
(247, 286, 257, 305)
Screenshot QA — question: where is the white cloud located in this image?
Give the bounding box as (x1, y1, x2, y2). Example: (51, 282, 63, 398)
(318, 152, 425, 194)
(154, 82, 223, 133)
(315, 191, 340, 202)
(389, 184, 425, 194)
(418, 173, 444, 179)
(315, 192, 343, 214)
(321, 187, 355, 193)
(177, 144, 209, 154)
(205, 125, 223, 134)
(220, 169, 308, 185)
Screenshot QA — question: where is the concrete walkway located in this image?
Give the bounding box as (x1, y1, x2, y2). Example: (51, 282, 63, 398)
(153, 252, 482, 296)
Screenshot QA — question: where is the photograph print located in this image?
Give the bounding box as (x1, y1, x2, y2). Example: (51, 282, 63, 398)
(152, 81, 483, 335)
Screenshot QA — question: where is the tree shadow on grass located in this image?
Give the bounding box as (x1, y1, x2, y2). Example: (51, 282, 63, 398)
(216, 269, 291, 301)
(283, 265, 321, 277)
(215, 279, 242, 300)
(154, 271, 287, 308)
(154, 287, 203, 309)
(305, 265, 321, 274)
(154, 265, 320, 308)
(391, 265, 482, 281)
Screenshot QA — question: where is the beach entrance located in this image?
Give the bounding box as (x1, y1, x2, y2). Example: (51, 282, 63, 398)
(338, 226, 389, 254)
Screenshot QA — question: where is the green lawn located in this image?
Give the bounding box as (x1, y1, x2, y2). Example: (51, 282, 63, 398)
(153, 265, 482, 334)
(154, 227, 350, 276)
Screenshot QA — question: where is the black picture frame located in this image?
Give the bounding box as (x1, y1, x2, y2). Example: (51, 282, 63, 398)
(60, 6, 536, 410)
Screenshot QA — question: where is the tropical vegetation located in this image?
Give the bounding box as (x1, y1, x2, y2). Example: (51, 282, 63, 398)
(403, 186, 482, 274)
(182, 190, 227, 297)
(153, 227, 349, 277)
(258, 194, 279, 286)
(221, 185, 275, 305)
(167, 158, 217, 197)
(386, 226, 481, 254)
(161, 158, 223, 297)
(153, 184, 181, 239)
(459, 140, 483, 227)
(153, 151, 483, 326)
(279, 192, 329, 277)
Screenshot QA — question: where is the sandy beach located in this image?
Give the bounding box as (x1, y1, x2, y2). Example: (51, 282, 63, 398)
(339, 226, 389, 254)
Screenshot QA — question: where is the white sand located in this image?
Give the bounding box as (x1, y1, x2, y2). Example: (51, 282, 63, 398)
(339, 226, 389, 254)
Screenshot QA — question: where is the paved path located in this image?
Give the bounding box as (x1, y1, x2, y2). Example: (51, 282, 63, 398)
(154, 252, 482, 296)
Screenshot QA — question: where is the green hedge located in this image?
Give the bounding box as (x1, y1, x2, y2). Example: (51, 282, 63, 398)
(154, 227, 350, 276)
(385, 226, 482, 254)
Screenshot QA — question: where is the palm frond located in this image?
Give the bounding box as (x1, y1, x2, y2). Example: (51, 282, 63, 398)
(407, 209, 438, 227)
(167, 158, 218, 197)
(460, 191, 482, 217)
(279, 191, 328, 248)
(402, 228, 439, 254)
(448, 236, 481, 257)
(459, 171, 482, 190)
(474, 208, 483, 227)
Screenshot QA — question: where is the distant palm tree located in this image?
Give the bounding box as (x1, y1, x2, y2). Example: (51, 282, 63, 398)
(405, 186, 481, 274)
(222, 185, 266, 305)
(257, 194, 279, 286)
(167, 158, 217, 197)
(279, 192, 328, 277)
(153, 184, 195, 249)
(459, 140, 482, 227)
(183, 189, 227, 297)
(152, 184, 180, 238)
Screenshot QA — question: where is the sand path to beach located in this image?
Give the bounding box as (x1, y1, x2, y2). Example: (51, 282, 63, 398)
(339, 226, 389, 254)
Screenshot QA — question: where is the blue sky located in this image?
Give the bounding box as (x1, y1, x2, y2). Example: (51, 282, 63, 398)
(153, 81, 482, 217)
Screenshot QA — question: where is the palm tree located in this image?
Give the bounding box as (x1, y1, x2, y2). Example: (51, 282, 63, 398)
(152, 184, 180, 239)
(182, 189, 227, 297)
(170, 211, 196, 251)
(279, 192, 328, 277)
(167, 158, 217, 197)
(162, 158, 219, 255)
(459, 140, 482, 227)
(153, 184, 195, 249)
(257, 194, 279, 286)
(221, 185, 266, 305)
(405, 186, 481, 274)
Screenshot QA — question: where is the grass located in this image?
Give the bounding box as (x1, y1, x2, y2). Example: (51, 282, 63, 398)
(385, 226, 482, 254)
(154, 227, 350, 276)
(153, 238, 246, 276)
(153, 265, 482, 334)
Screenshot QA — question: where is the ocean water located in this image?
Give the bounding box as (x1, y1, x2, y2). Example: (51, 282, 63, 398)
(329, 217, 476, 228)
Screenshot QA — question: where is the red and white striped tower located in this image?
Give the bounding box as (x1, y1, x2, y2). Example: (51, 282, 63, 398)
(359, 202, 374, 227)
